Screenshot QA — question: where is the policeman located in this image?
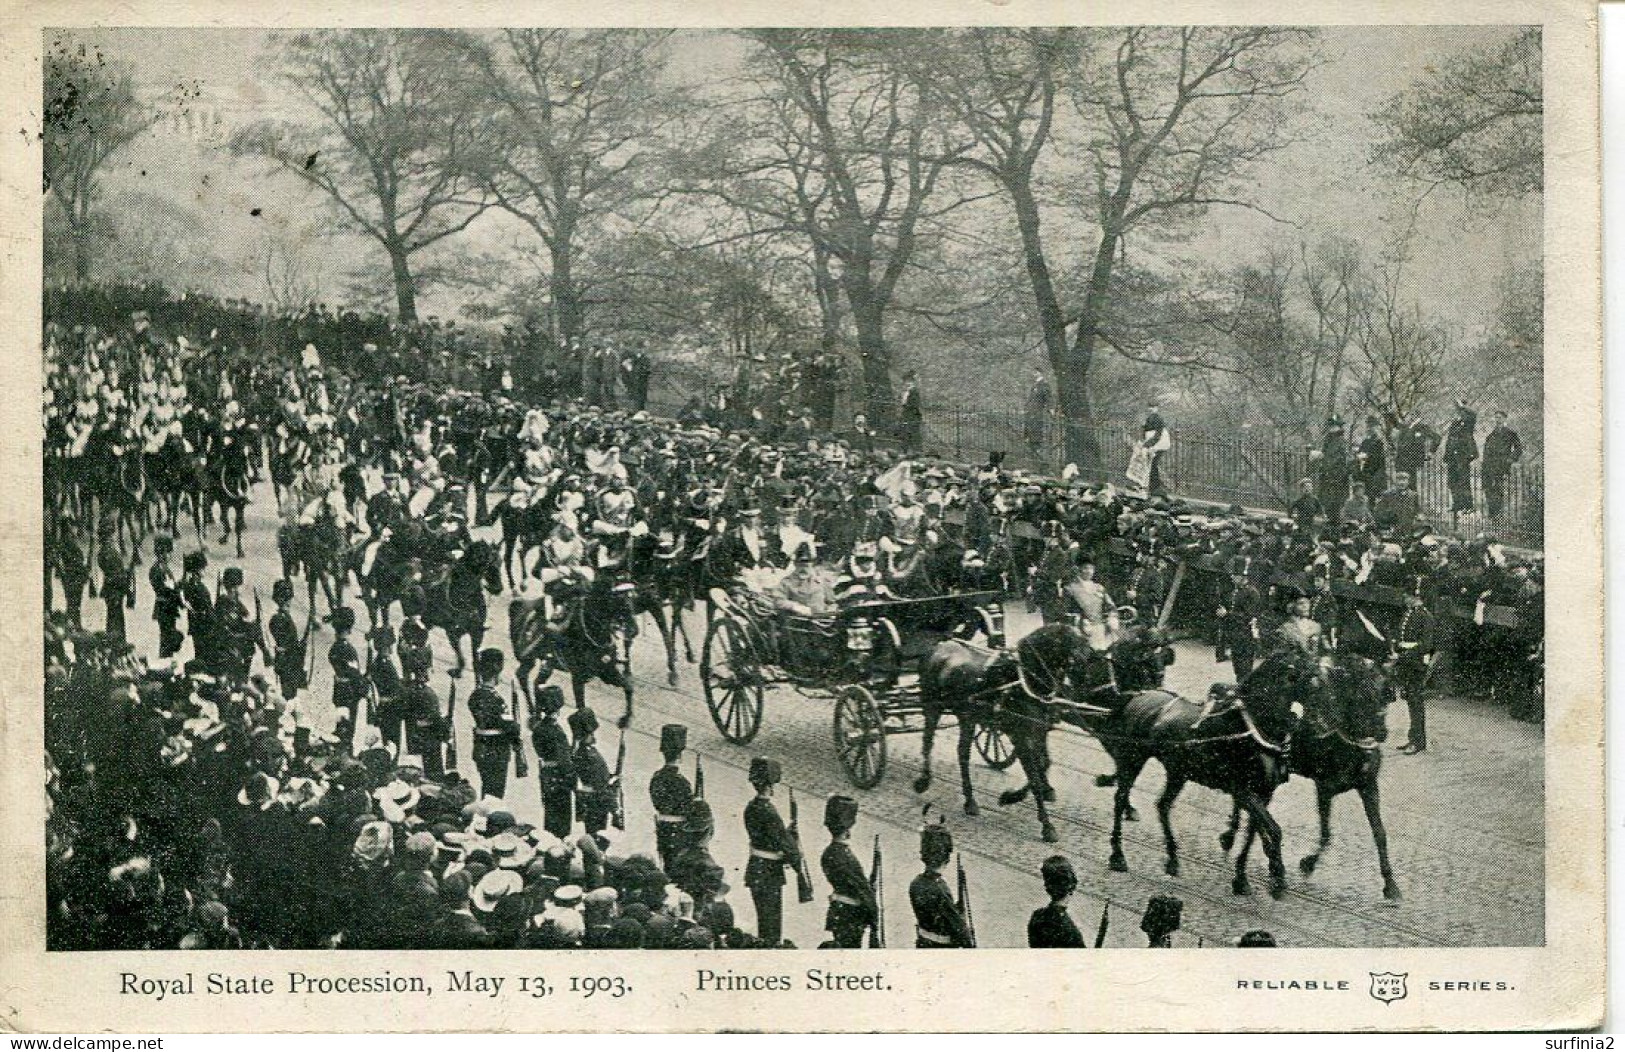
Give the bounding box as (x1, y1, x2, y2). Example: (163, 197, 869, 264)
(328, 605, 367, 728)
(530, 683, 575, 839)
(267, 579, 308, 701)
(820, 794, 877, 949)
(570, 707, 613, 838)
(743, 757, 797, 947)
(670, 798, 727, 917)
(909, 823, 972, 948)
(649, 724, 694, 873)
(149, 534, 184, 658)
(468, 648, 523, 800)
(400, 643, 448, 778)
(1027, 855, 1085, 948)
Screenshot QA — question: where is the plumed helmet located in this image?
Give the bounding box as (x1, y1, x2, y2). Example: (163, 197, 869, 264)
(920, 823, 954, 867)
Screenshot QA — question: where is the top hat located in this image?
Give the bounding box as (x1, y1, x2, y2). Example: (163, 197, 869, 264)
(659, 724, 687, 757)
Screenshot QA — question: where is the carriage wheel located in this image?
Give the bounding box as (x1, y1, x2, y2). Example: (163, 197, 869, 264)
(833, 685, 886, 790)
(973, 723, 1019, 771)
(701, 616, 764, 744)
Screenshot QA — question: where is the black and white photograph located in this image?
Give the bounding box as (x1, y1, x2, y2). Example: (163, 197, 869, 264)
(5, 0, 1605, 1034)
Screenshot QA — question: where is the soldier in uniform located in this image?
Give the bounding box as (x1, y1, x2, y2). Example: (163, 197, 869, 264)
(570, 707, 614, 838)
(367, 625, 404, 750)
(1394, 590, 1438, 754)
(400, 643, 449, 777)
(670, 798, 727, 917)
(1217, 558, 1262, 682)
(743, 757, 798, 947)
(214, 567, 260, 681)
(49, 515, 89, 628)
(820, 794, 877, 949)
(1027, 855, 1085, 948)
(909, 823, 972, 948)
(530, 683, 575, 839)
(179, 550, 215, 670)
(95, 522, 134, 643)
(148, 534, 183, 658)
(1140, 894, 1183, 948)
(328, 605, 367, 730)
(267, 579, 309, 702)
(468, 648, 523, 801)
(649, 724, 694, 873)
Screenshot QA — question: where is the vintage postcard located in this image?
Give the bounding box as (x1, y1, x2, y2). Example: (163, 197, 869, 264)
(0, 0, 1602, 1034)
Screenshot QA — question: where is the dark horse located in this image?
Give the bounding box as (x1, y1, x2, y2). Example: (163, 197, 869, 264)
(421, 539, 503, 678)
(1219, 654, 1402, 901)
(626, 532, 697, 687)
(915, 623, 1102, 843)
(209, 436, 252, 558)
(509, 574, 639, 728)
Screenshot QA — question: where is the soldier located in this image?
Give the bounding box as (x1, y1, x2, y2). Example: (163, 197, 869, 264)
(468, 648, 523, 801)
(1394, 590, 1439, 754)
(649, 724, 694, 873)
(214, 568, 260, 681)
(743, 757, 798, 947)
(670, 798, 727, 917)
(93, 525, 134, 643)
(570, 707, 614, 838)
(367, 625, 404, 749)
(400, 645, 449, 778)
(179, 550, 215, 670)
(531, 683, 575, 839)
(1027, 855, 1085, 948)
(909, 823, 972, 948)
(267, 579, 309, 702)
(820, 794, 877, 949)
(328, 606, 367, 730)
(1216, 558, 1262, 682)
(148, 534, 183, 658)
(1140, 894, 1183, 948)
(50, 516, 89, 629)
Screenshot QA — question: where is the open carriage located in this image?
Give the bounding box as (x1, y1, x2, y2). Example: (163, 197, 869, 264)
(698, 587, 1016, 789)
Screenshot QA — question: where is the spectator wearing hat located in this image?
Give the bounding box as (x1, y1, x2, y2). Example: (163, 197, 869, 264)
(743, 757, 797, 947)
(531, 684, 575, 840)
(1481, 410, 1523, 520)
(671, 798, 727, 917)
(1443, 401, 1478, 522)
(1140, 894, 1183, 948)
(897, 369, 923, 454)
(148, 534, 184, 658)
(1374, 473, 1421, 534)
(820, 795, 876, 949)
(1023, 369, 1051, 458)
(1289, 477, 1326, 536)
(468, 648, 522, 801)
(1393, 415, 1439, 493)
(910, 822, 971, 948)
(1339, 481, 1374, 527)
(1355, 415, 1388, 497)
(649, 724, 694, 873)
(1315, 416, 1350, 518)
(570, 707, 614, 837)
(179, 899, 244, 951)
(1027, 855, 1085, 948)
(429, 870, 492, 949)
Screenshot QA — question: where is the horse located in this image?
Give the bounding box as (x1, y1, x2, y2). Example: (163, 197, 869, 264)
(1090, 648, 1320, 898)
(915, 623, 1102, 843)
(420, 539, 503, 678)
(509, 572, 639, 729)
(1218, 654, 1402, 901)
(278, 504, 353, 617)
(626, 531, 698, 687)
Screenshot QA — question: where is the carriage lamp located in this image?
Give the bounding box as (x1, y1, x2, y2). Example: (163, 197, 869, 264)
(845, 618, 875, 652)
(984, 603, 1007, 648)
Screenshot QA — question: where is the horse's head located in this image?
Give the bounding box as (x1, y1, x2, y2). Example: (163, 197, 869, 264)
(1018, 622, 1104, 698)
(1325, 655, 1392, 744)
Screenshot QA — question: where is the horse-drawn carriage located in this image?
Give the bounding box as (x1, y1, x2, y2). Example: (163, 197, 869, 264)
(697, 587, 1013, 789)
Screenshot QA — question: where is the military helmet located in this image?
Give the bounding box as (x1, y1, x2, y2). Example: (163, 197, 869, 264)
(824, 794, 858, 834)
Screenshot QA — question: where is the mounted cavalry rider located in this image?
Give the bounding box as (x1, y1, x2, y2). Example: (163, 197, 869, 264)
(538, 517, 594, 627)
(589, 494, 646, 577)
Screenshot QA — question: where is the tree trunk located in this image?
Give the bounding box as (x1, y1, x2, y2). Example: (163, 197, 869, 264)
(550, 244, 583, 395)
(847, 288, 894, 427)
(1058, 229, 1120, 470)
(388, 243, 418, 325)
(1010, 175, 1068, 366)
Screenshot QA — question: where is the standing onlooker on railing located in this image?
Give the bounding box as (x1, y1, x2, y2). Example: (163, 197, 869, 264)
(1393, 414, 1439, 493)
(1314, 415, 1349, 519)
(1024, 368, 1050, 458)
(897, 369, 924, 454)
(1481, 410, 1524, 521)
(1355, 414, 1388, 497)
(1443, 400, 1479, 524)
(1141, 402, 1170, 497)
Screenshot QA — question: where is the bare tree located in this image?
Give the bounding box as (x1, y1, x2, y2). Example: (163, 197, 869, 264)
(453, 30, 683, 360)
(231, 30, 495, 323)
(1351, 256, 1451, 425)
(1371, 27, 1541, 201)
(44, 34, 196, 283)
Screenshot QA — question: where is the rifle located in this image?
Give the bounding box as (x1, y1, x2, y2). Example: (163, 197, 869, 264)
(1094, 901, 1111, 949)
(867, 833, 886, 949)
(444, 680, 459, 773)
(693, 753, 706, 801)
(956, 854, 977, 948)
(789, 788, 815, 904)
(304, 607, 320, 685)
(510, 684, 529, 780)
(611, 728, 628, 831)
